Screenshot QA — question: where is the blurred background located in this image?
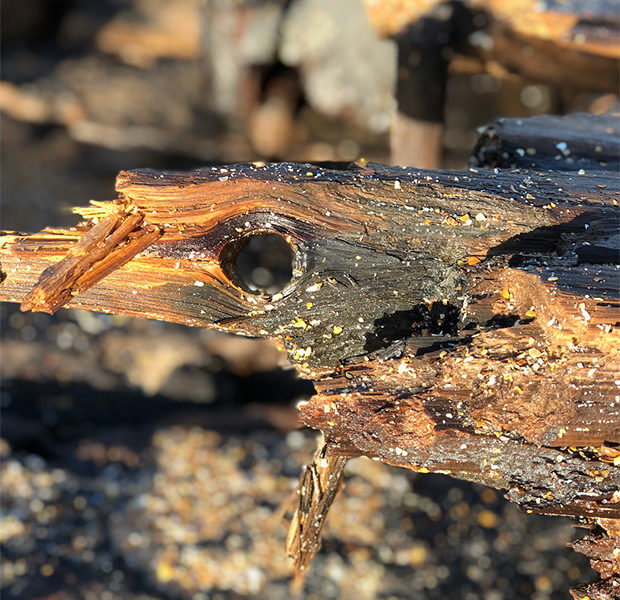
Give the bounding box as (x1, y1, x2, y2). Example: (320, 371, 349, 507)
(1, 1, 618, 599)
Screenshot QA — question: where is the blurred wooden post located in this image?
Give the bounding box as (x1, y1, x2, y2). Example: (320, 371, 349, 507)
(390, 113, 444, 169)
(390, 14, 450, 169)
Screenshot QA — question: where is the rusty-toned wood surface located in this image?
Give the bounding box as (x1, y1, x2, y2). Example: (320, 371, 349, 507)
(1, 114, 619, 596)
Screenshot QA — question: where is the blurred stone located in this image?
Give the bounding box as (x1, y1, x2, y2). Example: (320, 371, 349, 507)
(101, 331, 208, 396)
(280, 0, 396, 131)
(96, 0, 202, 67)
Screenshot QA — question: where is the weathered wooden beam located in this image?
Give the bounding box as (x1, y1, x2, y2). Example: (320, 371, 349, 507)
(1, 115, 619, 595)
(1, 165, 618, 451)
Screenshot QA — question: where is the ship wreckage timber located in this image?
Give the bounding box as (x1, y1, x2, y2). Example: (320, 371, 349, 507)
(1, 121, 619, 599)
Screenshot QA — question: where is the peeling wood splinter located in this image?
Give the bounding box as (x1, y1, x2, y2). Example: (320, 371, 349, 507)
(286, 440, 347, 574)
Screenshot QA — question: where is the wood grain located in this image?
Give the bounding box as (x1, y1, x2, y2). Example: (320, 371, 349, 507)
(1, 126, 618, 589)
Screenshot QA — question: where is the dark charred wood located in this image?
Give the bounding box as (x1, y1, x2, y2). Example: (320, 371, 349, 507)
(569, 518, 620, 600)
(1, 113, 619, 588)
(471, 113, 620, 171)
(569, 577, 620, 600)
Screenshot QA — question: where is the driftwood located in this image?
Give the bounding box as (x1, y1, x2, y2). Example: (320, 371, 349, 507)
(1, 113, 619, 597)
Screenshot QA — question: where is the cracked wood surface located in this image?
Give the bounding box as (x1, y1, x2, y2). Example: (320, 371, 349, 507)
(1, 159, 618, 484)
(1, 150, 619, 590)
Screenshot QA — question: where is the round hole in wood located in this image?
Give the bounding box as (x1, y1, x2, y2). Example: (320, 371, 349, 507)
(222, 232, 295, 295)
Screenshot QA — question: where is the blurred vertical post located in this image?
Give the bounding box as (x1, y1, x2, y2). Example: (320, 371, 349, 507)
(366, 1, 473, 169)
(391, 16, 450, 169)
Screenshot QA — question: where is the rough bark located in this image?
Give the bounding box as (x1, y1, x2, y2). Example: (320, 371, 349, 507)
(1, 114, 619, 593)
